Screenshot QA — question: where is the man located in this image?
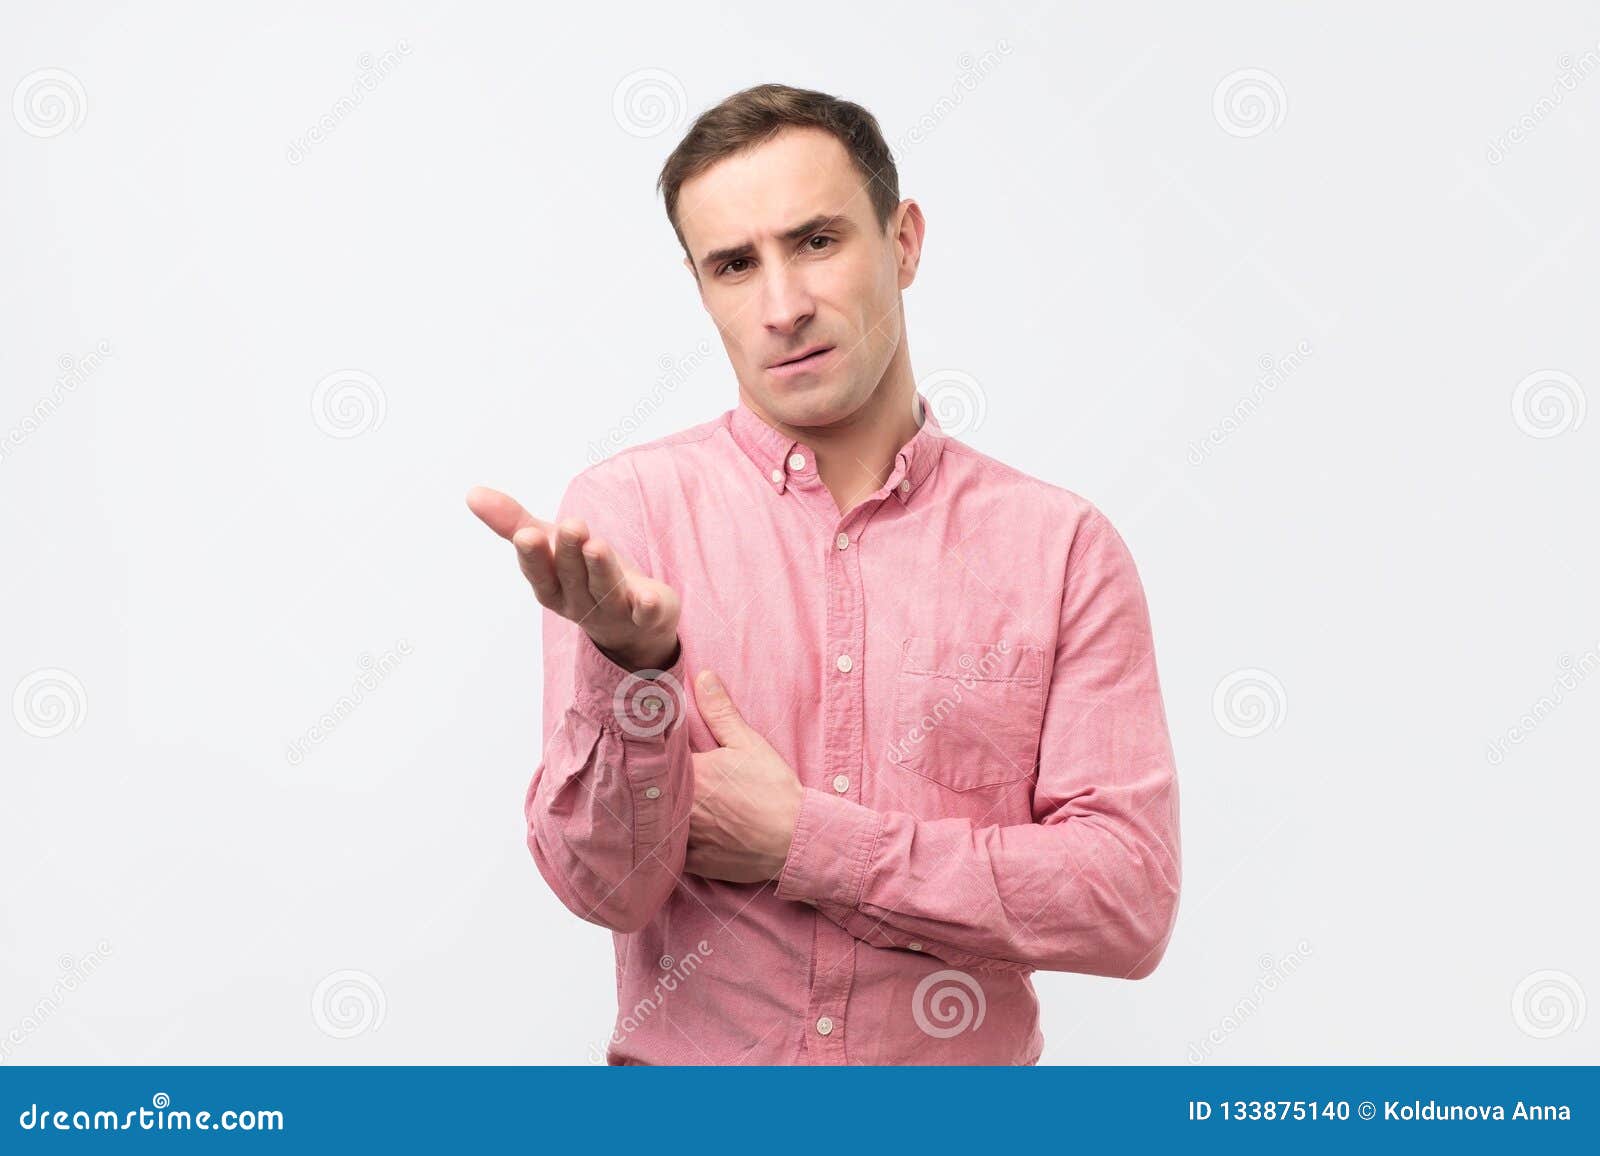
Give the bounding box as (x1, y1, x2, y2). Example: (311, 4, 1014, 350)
(466, 83, 1181, 1065)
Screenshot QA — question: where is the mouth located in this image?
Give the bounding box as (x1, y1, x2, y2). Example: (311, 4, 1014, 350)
(767, 345, 837, 375)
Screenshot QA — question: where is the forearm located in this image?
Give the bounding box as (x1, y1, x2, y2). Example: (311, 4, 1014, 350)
(775, 771, 1180, 976)
(527, 625, 690, 933)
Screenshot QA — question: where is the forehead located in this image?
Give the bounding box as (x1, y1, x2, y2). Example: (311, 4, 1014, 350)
(677, 127, 871, 255)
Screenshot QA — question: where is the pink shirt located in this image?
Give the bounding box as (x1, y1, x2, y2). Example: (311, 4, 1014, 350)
(528, 396, 1181, 1064)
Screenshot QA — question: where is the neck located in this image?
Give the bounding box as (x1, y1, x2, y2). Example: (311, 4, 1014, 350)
(745, 340, 921, 517)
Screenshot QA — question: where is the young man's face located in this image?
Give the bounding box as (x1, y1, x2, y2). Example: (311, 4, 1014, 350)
(677, 126, 919, 430)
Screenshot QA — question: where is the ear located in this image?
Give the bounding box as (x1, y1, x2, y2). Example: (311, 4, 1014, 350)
(893, 199, 926, 290)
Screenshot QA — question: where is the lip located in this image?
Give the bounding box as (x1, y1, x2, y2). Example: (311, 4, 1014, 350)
(767, 345, 837, 377)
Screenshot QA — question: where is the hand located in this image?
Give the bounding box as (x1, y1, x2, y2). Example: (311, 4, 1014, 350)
(465, 485, 680, 672)
(685, 670, 804, 884)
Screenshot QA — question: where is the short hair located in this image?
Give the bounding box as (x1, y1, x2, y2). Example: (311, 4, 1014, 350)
(656, 83, 901, 259)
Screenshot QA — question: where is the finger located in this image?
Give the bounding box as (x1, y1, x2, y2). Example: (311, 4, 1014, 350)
(580, 535, 631, 614)
(511, 525, 561, 604)
(629, 576, 676, 631)
(693, 669, 758, 750)
(465, 485, 551, 542)
(551, 518, 596, 614)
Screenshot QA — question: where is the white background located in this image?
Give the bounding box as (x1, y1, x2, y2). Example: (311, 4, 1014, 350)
(3, 2, 1596, 1064)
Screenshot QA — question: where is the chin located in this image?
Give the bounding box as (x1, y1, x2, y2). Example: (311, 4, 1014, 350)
(754, 380, 862, 430)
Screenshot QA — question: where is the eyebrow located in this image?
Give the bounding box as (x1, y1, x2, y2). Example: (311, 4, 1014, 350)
(698, 214, 855, 271)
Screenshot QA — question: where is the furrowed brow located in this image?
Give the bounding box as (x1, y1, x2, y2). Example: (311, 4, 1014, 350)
(699, 214, 855, 271)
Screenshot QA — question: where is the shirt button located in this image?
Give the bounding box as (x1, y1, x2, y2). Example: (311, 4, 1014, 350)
(770, 468, 783, 484)
(835, 654, 853, 673)
(908, 942, 923, 951)
(835, 532, 850, 550)
(643, 786, 661, 799)
(831, 773, 850, 793)
(788, 452, 806, 471)
(816, 1015, 834, 1036)
(899, 478, 911, 493)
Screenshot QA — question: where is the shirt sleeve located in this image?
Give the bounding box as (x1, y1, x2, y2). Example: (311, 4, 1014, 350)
(524, 464, 691, 934)
(774, 508, 1182, 978)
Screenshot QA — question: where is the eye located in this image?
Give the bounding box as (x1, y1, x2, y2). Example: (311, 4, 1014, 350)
(806, 234, 836, 252)
(716, 258, 751, 278)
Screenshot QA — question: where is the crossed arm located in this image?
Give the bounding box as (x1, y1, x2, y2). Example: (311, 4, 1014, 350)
(483, 468, 1180, 978)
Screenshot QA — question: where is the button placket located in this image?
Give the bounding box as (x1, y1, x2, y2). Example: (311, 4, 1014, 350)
(803, 506, 869, 1062)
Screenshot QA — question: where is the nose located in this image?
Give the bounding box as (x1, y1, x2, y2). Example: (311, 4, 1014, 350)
(760, 262, 815, 337)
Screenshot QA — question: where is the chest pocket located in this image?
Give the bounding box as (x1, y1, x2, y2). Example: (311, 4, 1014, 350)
(885, 636, 1047, 792)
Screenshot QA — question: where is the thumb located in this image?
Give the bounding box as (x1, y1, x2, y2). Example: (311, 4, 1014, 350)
(694, 669, 757, 749)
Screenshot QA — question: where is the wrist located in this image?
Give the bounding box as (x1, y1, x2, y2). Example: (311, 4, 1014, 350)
(595, 633, 680, 674)
(770, 777, 805, 879)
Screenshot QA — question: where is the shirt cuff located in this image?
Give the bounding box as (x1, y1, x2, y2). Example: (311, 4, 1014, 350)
(774, 787, 883, 908)
(570, 630, 687, 742)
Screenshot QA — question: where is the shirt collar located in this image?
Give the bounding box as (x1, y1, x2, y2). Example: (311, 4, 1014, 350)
(726, 393, 947, 505)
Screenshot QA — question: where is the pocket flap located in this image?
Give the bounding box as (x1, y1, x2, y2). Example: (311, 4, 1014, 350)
(900, 636, 1042, 683)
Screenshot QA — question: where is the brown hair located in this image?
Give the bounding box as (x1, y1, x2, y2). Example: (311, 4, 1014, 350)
(656, 83, 901, 260)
